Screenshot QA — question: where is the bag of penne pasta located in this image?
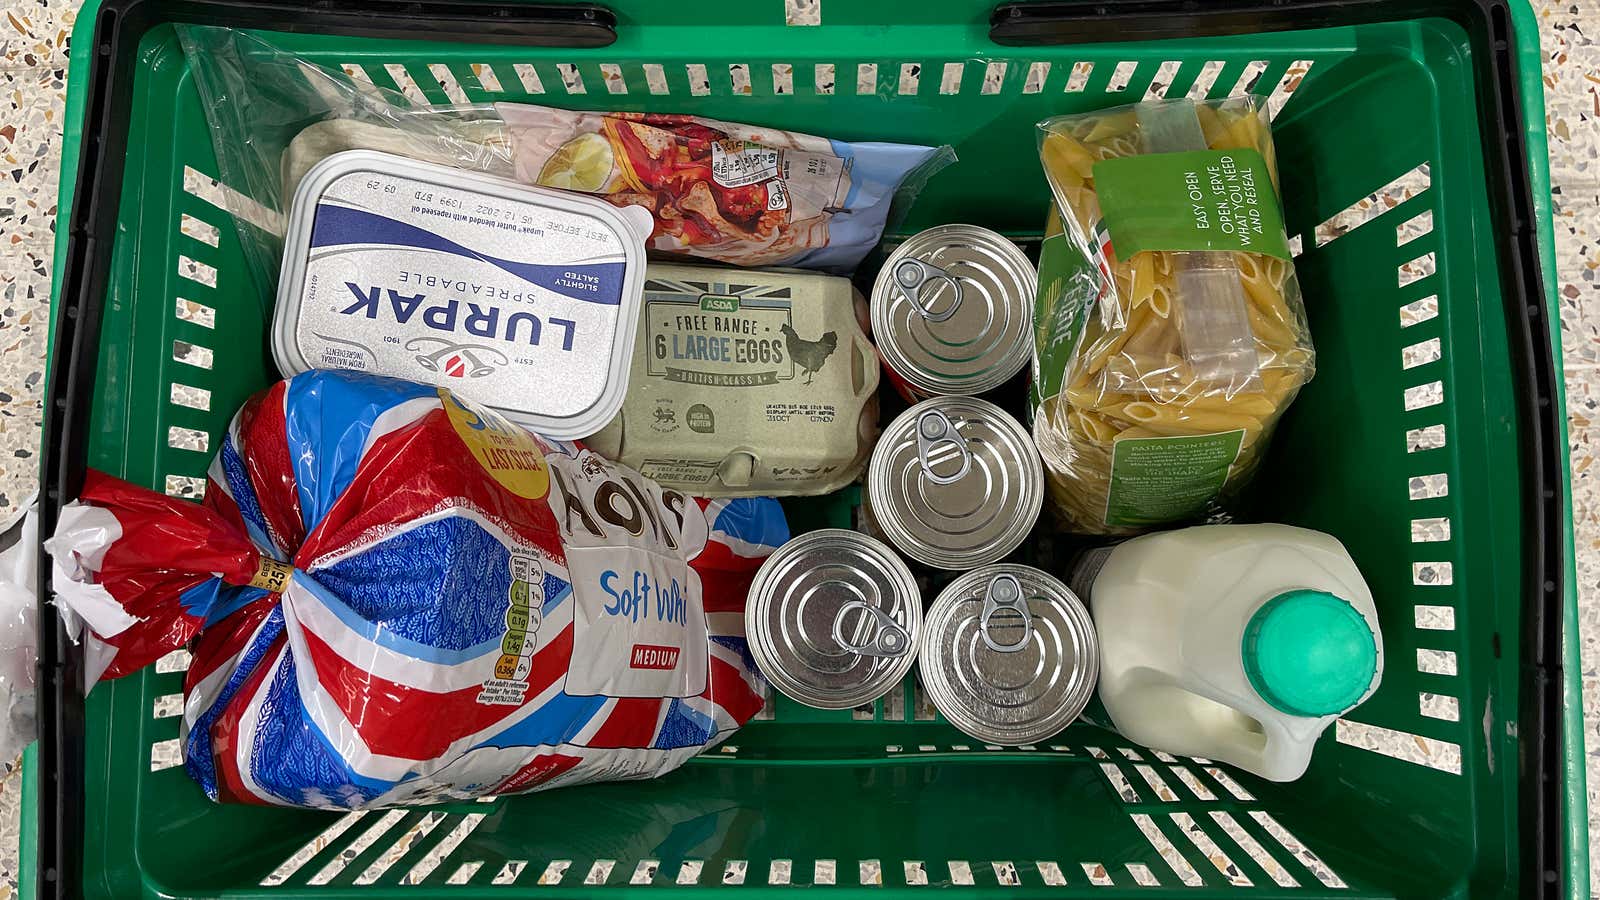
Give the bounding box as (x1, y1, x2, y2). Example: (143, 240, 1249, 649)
(1030, 97, 1315, 535)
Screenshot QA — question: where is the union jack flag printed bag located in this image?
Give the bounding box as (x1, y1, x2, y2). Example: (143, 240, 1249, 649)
(45, 370, 787, 809)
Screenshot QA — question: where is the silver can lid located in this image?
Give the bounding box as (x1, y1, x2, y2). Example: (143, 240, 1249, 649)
(273, 150, 650, 440)
(920, 564, 1098, 745)
(746, 529, 922, 710)
(871, 224, 1036, 396)
(867, 396, 1043, 570)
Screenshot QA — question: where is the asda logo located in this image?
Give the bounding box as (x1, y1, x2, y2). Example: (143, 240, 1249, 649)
(700, 295, 740, 313)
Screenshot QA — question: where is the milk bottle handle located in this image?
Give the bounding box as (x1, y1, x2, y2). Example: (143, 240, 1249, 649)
(1175, 688, 1310, 781)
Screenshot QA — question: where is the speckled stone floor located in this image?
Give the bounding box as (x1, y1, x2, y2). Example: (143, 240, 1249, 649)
(0, 0, 1598, 895)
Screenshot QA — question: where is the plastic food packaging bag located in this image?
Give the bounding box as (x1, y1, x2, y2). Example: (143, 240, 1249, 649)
(1032, 98, 1316, 535)
(498, 105, 954, 271)
(0, 497, 38, 764)
(175, 26, 519, 302)
(176, 25, 954, 291)
(45, 371, 789, 809)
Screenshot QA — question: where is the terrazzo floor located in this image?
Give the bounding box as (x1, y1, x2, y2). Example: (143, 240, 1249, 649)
(0, 0, 1598, 895)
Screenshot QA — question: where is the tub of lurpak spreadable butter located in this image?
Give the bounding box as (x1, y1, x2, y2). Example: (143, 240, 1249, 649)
(273, 149, 650, 440)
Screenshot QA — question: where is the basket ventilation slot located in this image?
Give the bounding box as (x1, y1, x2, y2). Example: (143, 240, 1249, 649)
(556, 63, 586, 94)
(1081, 862, 1114, 885)
(173, 340, 213, 370)
(1419, 693, 1461, 721)
(1417, 647, 1458, 674)
(1210, 811, 1298, 887)
(1230, 60, 1269, 97)
(1336, 720, 1463, 775)
(1409, 472, 1448, 499)
(471, 64, 503, 93)
(164, 475, 204, 499)
(1315, 163, 1431, 247)
(1249, 811, 1349, 888)
(155, 649, 191, 673)
(179, 213, 220, 247)
(167, 426, 209, 453)
(1397, 210, 1435, 246)
(1126, 863, 1161, 886)
(1065, 62, 1094, 92)
(1401, 295, 1440, 327)
(400, 813, 486, 885)
(1406, 424, 1447, 452)
(260, 811, 369, 886)
(772, 64, 794, 95)
(177, 255, 217, 288)
(183, 166, 280, 233)
(445, 861, 482, 884)
(1415, 604, 1455, 630)
(1131, 814, 1203, 886)
(355, 811, 446, 884)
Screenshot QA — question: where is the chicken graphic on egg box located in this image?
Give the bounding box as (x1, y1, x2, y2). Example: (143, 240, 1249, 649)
(583, 264, 881, 498)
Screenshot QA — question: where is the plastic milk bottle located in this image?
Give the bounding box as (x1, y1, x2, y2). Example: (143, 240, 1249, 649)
(1072, 524, 1382, 782)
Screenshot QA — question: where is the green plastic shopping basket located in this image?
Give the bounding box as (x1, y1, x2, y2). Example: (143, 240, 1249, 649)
(26, 0, 1585, 896)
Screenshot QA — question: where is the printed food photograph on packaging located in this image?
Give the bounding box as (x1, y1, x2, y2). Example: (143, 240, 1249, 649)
(8, 1, 1588, 898)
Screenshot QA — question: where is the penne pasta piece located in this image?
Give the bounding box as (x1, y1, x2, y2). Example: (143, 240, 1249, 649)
(1148, 282, 1174, 319)
(1070, 408, 1121, 444)
(1085, 303, 1153, 374)
(1110, 426, 1165, 441)
(1064, 379, 1108, 410)
(1245, 301, 1296, 348)
(1042, 130, 1097, 180)
(1195, 103, 1228, 147)
(1130, 253, 1156, 309)
(1237, 259, 1297, 327)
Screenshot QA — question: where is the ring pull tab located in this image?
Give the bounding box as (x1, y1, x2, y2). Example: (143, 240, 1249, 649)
(894, 258, 963, 323)
(916, 409, 972, 485)
(833, 601, 913, 659)
(980, 572, 1033, 653)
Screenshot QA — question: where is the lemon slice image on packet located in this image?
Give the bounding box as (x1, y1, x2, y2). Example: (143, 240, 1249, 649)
(538, 132, 618, 192)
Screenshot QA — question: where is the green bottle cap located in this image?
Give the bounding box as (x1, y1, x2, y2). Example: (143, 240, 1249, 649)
(1241, 590, 1378, 717)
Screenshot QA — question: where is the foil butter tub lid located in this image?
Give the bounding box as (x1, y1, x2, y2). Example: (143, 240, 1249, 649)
(273, 150, 652, 440)
(920, 565, 1098, 746)
(870, 224, 1036, 396)
(746, 529, 922, 710)
(867, 396, 1044, 570)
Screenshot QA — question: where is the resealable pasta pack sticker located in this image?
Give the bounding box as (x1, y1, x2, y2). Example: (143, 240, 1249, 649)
(1093, 149, 1291, 261)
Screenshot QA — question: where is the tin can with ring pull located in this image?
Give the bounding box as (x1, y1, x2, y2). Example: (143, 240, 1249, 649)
(865, 396, 1044, 570)
(919, 564, 1098, 746)
(745, 529, 922, 710)
(870, 224, 1036, 400)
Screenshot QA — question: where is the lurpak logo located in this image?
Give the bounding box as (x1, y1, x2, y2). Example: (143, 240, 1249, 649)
(404, 337, 507, 378)
(340, 283, 579, 351)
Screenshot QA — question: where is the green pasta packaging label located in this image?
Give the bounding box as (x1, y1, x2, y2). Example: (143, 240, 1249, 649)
(1092, 149, 1290, 261)
(1105, 431, 1245, 527)
(1031, 207, 1099, 410)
